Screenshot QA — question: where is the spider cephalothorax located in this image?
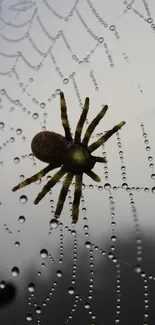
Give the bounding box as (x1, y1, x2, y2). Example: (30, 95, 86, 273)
(12, 92, 126, 223)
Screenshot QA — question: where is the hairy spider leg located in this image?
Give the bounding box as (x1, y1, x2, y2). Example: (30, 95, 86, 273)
(82, 104, 108, 146)
(74, 97, 89, 144)
(88, 121, 126, 153)
(85, 170, 101, 182)
(34, 167, 67, 204)
(93, 156, 107, 163)
(12, 163, 56, 192)
(54, 172, 74, 218)
(60, 92, 73, 142)
(72, 174, 83, 223)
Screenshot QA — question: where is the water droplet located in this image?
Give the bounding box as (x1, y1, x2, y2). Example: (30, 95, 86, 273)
(26, 313, 32, 321)
(104, 183, 111, 190)
(18, 215, 25, 223)
(36, 306, 42, 314)
(32, 113, 39, 120)
(68, 286, 75, 295)
(50, 218, 59, 229)
(40, 249, 48, 258)
(10, 137, 15, 143)
(110, 25, 116, 31)
(84, 302, 90, 309)
(11, 266, 19, 277)
(152, 186, 155, 194)
(19, 195, 27, 204)
(134, 265, 141, 273)
(63, 78, 69, 84)
(55, 89, 61, 95)
(147, 17, 153, 23)
(85, 241, 91, 249)
(0, 122, 4, 129)
(98, 37, 104, 43)
(14, 157, 20, 164)
(0, 280, 6, 289)
(15, 241, 20, 247)
(57, 270, 62, 278)
(40, 103, 46, 109)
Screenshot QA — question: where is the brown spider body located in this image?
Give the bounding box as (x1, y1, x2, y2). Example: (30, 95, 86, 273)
(12, 92, 126, 223)
(31, 131, 68, 165)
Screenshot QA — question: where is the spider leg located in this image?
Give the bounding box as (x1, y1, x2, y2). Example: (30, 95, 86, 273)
(93, 156, 107, 164)
(54, 172, 74, 218)
(72, 174, 83, 223)
(82, 104, 108, 146)
(74, 97, 89, 144)
(12, 163, 56, 192)
(88, 121, 126, 153)
(85, 170, 101, 182)
(34, 167, 67, 204)
(60, 92, 73, 143)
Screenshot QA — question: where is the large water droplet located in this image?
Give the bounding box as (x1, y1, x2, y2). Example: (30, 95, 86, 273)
(40, 249, 48, 258)
(11, 266, 20, 277)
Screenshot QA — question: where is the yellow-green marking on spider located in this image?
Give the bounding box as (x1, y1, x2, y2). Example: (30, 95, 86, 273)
(12, 91, 126, 223)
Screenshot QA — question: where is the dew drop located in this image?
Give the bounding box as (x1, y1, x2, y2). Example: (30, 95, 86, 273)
(110, 25, 116, 31)
(40, 249, 48, 258)
(40, 102, 46, 109)
(98, 37, 104, 43)
(0, 122, 4, 129)
(152, 186, 155, 194)
(14, 157, 20, 164)
(134, 265, 141, 273)
(84, 302, 90, 309)
(26, 313, 32, 321)
(55, 89, 61, 95)
(104, 183, 111, 190)
(36, 306, 42, 314)
(56, 270, 63, 278)
(50, 218, 59, 229)
(11, 266, 19, 277)
(68, 286, 75, 295)
(85, 241, 91, 249)
(16, 128, 22, 135)
(111, 235, 117, 242)
(19, 195, 27, 204)
(63, 78, 69, 84)
(32, 113, 39, 120)
(0, 280, 6, 289)
(15, 241, 20, 247)
(18, 215, 25, 223)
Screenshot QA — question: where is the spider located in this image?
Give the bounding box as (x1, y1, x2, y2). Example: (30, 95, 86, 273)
(12, 92, 125, 223)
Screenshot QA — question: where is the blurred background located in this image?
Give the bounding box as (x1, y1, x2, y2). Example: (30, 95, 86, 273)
(0, 0, 155, 324)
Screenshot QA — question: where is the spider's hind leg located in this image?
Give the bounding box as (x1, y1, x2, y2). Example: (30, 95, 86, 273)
(34, 167, 67, 204)
(54, 172, 74, 218)
(72, 174, 83, 223)
(12, 163, 55, 192)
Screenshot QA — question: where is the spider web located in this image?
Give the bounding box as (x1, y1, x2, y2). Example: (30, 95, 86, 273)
(0, 0, 155, 324)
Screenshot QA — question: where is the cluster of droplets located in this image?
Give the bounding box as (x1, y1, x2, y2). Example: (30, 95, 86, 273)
(140, 123, 155, 194)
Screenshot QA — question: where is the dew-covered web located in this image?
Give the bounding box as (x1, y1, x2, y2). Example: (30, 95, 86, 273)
(0, 0, 155, 324)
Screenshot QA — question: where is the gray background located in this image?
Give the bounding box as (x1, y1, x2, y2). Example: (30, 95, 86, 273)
(0, 0, 155, 324)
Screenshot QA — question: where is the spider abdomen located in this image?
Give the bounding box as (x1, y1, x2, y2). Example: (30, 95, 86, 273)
(31, 131, 68, 164)
(62, 143, 95, 173)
